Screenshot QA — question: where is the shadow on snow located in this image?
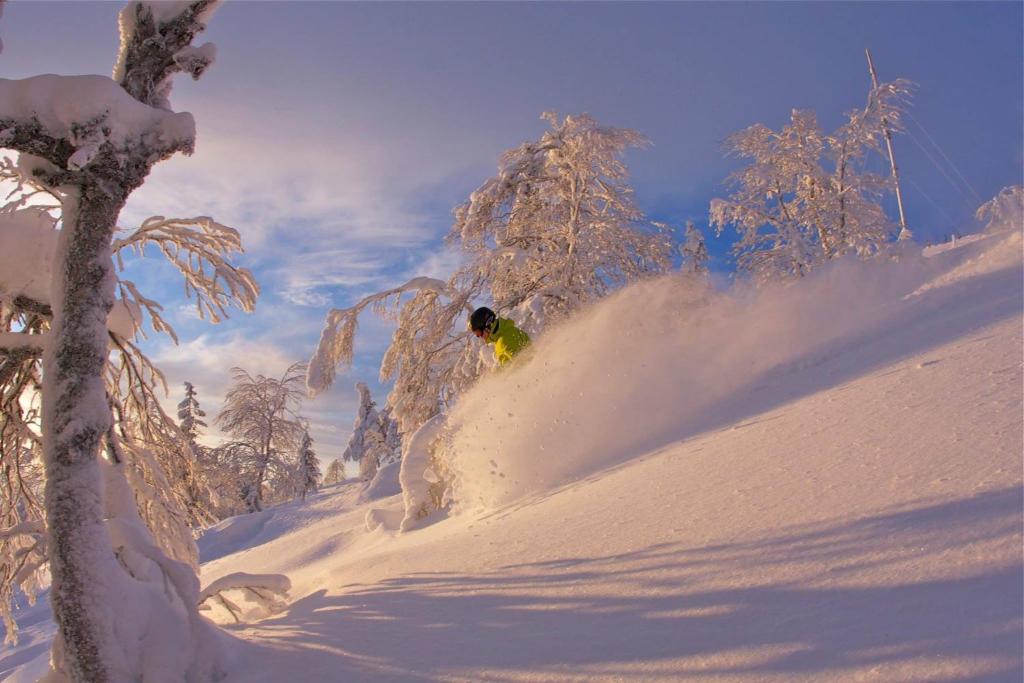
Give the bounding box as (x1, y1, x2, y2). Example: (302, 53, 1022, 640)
(231, 486, 1023, 682)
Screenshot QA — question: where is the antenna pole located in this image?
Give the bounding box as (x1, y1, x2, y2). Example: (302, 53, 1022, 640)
(866, 48, 911, 241)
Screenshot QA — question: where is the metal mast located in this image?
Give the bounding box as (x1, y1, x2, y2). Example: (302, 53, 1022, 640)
(866, 48, 911, 241)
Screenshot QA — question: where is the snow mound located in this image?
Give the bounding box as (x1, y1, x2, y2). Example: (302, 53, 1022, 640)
(443, 228, 1023, 511)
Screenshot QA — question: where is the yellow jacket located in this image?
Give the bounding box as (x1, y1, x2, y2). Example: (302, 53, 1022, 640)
(487, 318, 530, 366)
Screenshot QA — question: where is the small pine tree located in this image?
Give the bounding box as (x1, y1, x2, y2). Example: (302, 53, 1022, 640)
(378, 406, 403, 468)
(177, 381, 207, 446)
(295, 431, 321, 501)
(342, 383, 379, 472)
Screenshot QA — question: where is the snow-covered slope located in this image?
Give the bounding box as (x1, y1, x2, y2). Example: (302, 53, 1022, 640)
(4, 226, 1021, 682)
(445, 229, 1021, 513)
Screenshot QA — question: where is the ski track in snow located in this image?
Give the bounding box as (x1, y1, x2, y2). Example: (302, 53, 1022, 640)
(4, 228, 1021, 682)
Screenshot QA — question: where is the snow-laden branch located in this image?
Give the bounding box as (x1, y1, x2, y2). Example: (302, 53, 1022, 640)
(0, 520, 44, 541)
(115, 1, 222, 109)
(198, 572, 291, 623)
(976, 185, 1023, 233)
(0, 75, 196, 172)
(0, 156, 60, 213)
(0, 331, 48, 356)
(113, 216, 258, 341)
(0, 517, 47, 646)
(306, 276, 455, 397)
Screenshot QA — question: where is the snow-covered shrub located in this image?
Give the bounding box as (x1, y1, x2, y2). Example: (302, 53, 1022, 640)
(399, 414, 449, 531)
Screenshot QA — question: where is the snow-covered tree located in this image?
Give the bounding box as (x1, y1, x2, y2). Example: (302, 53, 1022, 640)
(177, 381, 207, 446)
(825, 79, 913, 253)
(341, 382, 400, 481)
(976, 185, 1023, 233)
(451, 112, 674, 330)
(377, 405, 403, 468)
(167, 380, 221, 526)
(341, 382, 378, 469)
(681, 220, 709, 275)
(323, 458, 345, 485)
(309, 112, 673, 435)
(359, 428, 387, 481)
(710, 109, 831, 280)
(294, 430, 320, 501)
(0, 3, 257, 678)
(710, 81, 911, 283)
(308, 276, 478, 434)
(0, 118, 252, 647)
(217, 362, 307, 512)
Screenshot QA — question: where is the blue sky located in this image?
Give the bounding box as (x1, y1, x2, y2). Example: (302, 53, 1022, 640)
(2, 1, 1021, 458)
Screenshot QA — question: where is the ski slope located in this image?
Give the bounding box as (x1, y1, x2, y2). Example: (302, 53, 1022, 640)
(4, 225, 1021, 682)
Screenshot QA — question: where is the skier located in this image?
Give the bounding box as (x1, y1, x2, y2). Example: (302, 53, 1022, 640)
(468, 306, 530, 366)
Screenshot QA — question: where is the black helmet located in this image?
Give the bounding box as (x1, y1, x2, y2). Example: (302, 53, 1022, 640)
(469, 306, 496, 332)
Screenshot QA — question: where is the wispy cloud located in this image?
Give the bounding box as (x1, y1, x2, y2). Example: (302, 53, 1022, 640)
(122, 117, 450, 254)
(272, 247, 396, 308)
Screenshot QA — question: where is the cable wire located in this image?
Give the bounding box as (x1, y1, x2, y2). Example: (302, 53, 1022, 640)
(905, 111, 983, 204)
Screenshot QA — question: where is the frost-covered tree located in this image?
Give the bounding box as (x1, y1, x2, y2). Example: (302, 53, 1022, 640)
(825, 80, 913, 253)
(451, 112, 673, 330)
(170, 380, 221, 526)
(377, 405, 402, 468)
(341, 382, 400, 480)
(217, 362, 306, 512)
(710, 81, 911, 283)
(294, 430, 320, 501)
(681, 221, 709, 275)
(976, 185, 1023, 233)
(309, 112, 673, 435)
(341, 382, 378, 469)
(0, 116, 252, 649)
(0, 2, 260, 678)
(323, 458, 345, 485)
(177, 381, 207, 447)
(359, 428, 387, 481)
(710, 109, 831, 280)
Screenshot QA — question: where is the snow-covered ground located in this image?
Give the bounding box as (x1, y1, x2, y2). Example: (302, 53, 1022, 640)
(4, 225, 1021, 682)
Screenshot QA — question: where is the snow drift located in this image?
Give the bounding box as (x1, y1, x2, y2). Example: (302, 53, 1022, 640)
(443, 227, 1023, 511)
